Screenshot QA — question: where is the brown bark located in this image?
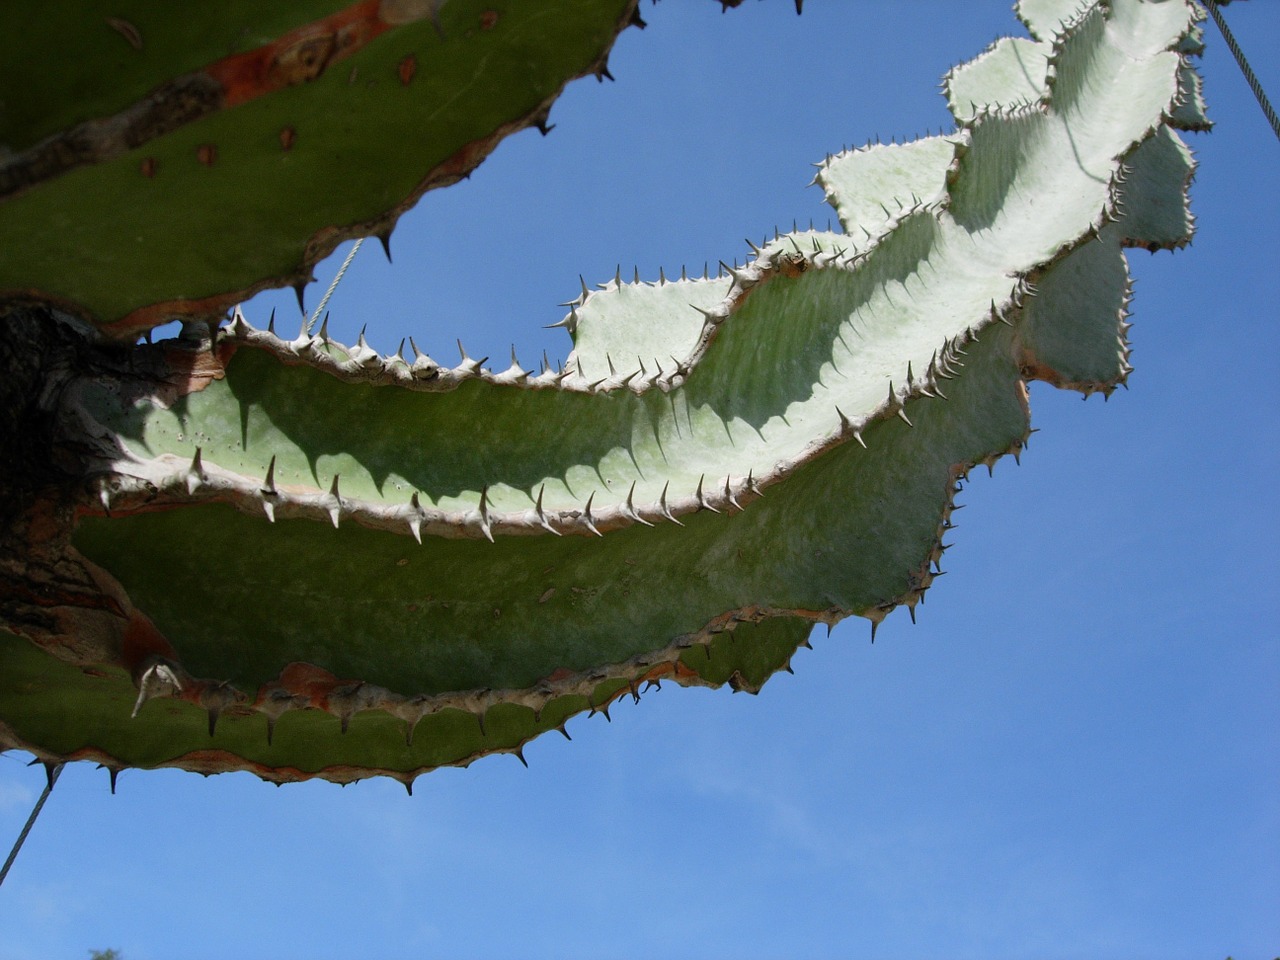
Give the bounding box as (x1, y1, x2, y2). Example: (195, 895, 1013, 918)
(0, 306, 134, 660)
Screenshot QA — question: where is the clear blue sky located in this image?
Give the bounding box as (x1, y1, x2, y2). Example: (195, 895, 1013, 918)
(2, 3, 1277, 958)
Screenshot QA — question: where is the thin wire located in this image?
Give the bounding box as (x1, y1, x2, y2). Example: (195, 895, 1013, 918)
(0, 763, 64, 887)
(1202, 0, 1280, 142)
(307, 237, 365, 335)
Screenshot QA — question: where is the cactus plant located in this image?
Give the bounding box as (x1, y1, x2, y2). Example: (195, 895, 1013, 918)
(0, 0, 1210, 788)
(0, 0, 642, 338)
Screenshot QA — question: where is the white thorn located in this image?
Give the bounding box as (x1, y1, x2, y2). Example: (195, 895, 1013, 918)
(408, 492, 423, 544)
(131, 661, 183, 718)
(724, 476, 741, 511)
(623, 482, 654, 526)
(478, 486, 494, 542)
(328, 475, 342, 528)
(185, 447, 203, 495)
(695, 475, 720, 513)
(582, 493, 603, 537)
(534, 485, 561, 536)
(658, 482, 683, 525)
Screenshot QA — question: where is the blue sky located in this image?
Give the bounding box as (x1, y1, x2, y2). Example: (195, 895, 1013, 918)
(2, 2, 1277, 958)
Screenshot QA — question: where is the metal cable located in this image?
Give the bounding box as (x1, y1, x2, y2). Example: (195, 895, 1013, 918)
(0, 763, 64, 887)
(307, 237, 365, 334)
(1202, 0, 1280, 142)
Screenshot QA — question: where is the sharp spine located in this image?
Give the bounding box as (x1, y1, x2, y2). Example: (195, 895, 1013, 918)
(478, 486, 494, 542)
(623, 481, 654, 526)
(408, 492, 423, 544)
(328, 474, 342, 528)
(724, 476, 741, 510)
(695, 475, 719, 513)
(658, 482, 683, 525)
(582, 493, 603, 537)
(186, 447, 204, 495)
(534, 485, 561, 536)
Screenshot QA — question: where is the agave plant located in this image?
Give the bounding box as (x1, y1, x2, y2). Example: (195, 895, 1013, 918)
(0, 0, 1213, 789)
